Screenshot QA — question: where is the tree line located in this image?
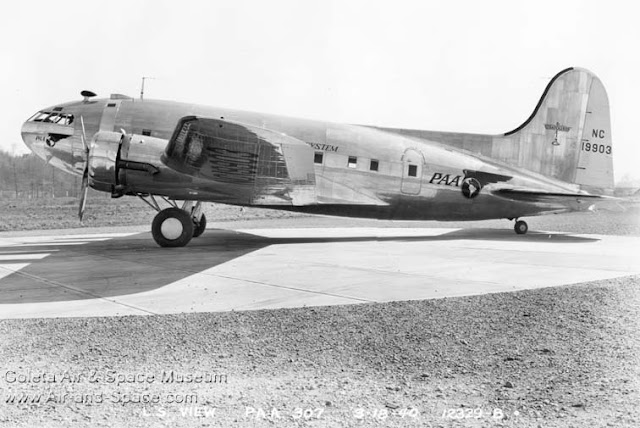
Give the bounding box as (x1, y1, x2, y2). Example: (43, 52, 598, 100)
(0, 150, 83, 199)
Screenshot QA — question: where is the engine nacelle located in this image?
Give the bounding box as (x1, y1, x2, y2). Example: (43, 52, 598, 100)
(88, 130, 168, 196)
(88, 131, 123, 193)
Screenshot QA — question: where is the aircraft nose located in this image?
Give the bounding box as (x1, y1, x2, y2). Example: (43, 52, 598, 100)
(21, 110, 84, 176)
(21, 111, 76, 150)
(21, 118, 42, 151)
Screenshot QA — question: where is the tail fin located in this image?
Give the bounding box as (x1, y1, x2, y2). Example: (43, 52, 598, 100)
(500, 67, 614, 191)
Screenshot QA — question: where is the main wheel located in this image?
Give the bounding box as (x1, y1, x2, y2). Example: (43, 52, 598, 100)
(514, 220, 528, 235)
(151, 207, 194, 247)
(192, 214, 207, 238)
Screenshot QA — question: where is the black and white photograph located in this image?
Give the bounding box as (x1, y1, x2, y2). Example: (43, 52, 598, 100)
(0, 1, 638, 426)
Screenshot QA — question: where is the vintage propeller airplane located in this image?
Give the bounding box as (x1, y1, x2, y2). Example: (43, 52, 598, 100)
(21, 67, 614, 247)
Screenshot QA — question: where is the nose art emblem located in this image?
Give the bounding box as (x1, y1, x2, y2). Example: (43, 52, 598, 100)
(35, 134, 56, 148)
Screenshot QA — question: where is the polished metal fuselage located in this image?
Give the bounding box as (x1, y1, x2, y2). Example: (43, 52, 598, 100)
(21, 97, 589, 221)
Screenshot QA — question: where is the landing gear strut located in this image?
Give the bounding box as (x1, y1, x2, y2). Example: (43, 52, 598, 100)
(182, 200, 207, 238)
(514, 219, 528, 235)
(138, 195, 207, 247)
(193, 213, 207, 238)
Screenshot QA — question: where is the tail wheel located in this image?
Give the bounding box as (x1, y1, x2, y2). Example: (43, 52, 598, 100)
(151, 207, 194, 247)
(514, 220, 528, 235)
(192, 214, 207, 238)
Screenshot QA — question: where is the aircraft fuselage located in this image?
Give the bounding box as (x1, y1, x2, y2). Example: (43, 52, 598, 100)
(20, 94, 591, 222)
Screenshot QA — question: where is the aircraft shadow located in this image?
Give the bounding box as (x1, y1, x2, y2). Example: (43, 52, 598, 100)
(0, 227, 598, 304)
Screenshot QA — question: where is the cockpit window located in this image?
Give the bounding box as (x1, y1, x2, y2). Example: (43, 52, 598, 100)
(28, 111, 74, 125)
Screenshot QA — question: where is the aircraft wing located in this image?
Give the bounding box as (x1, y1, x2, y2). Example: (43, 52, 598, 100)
(161, 116, 317, 205)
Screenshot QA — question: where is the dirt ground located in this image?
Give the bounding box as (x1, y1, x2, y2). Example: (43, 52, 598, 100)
(0, 195, 306, 232)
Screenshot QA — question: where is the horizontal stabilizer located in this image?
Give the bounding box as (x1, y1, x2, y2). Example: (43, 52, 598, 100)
(492, 188, 603, 203)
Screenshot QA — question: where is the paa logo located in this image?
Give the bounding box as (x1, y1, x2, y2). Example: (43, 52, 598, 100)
(429, 172, 462, 187)
(429, 172, 482, 199)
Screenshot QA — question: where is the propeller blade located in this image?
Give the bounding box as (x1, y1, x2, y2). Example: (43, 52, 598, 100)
(78, 115, 90, 222)
(78, 168, 89, 222)
(80, 116, 89, 153)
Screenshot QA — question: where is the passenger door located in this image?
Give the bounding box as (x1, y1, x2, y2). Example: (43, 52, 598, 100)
(401, 148, 424, 195)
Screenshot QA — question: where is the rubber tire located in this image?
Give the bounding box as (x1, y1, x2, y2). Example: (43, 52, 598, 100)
(514, 220, 528, 235)
(151, 207, 194, 247)
(192, 214, 207, 238)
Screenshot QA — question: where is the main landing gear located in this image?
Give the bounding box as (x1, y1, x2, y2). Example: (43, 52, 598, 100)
(139, 195, 207, 247)
(514, 219, 528, 235)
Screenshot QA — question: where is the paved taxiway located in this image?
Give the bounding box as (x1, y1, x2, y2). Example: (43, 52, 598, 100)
(0, 226, 638, 319)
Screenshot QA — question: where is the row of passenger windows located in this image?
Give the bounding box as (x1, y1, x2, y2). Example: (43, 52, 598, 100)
(313, 152, 417, 177)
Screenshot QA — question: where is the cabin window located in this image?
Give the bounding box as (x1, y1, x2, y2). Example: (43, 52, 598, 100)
(142, 129, 152, 136)
(370, 159, 379, 171)
(408, 164, 417, 177)
(314, 152, 323, 164)
(348, 156, 357, 168)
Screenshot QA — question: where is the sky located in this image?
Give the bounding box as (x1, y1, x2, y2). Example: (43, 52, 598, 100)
(1, 0, 638, 183)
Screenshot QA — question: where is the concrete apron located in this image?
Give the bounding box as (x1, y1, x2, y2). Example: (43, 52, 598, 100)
(0, 227, 638, 319)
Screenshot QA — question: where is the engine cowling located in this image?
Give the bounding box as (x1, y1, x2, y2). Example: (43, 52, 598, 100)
(88, 130, 167, 196)
(88, 131, 123, 193)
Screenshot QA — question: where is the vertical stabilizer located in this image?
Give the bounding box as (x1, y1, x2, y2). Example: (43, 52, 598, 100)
(499, 67, 614, 191)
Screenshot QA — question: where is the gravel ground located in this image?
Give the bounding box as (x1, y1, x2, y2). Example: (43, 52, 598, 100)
(0, 205, 638, 427)
(1, 278, 638, 427)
